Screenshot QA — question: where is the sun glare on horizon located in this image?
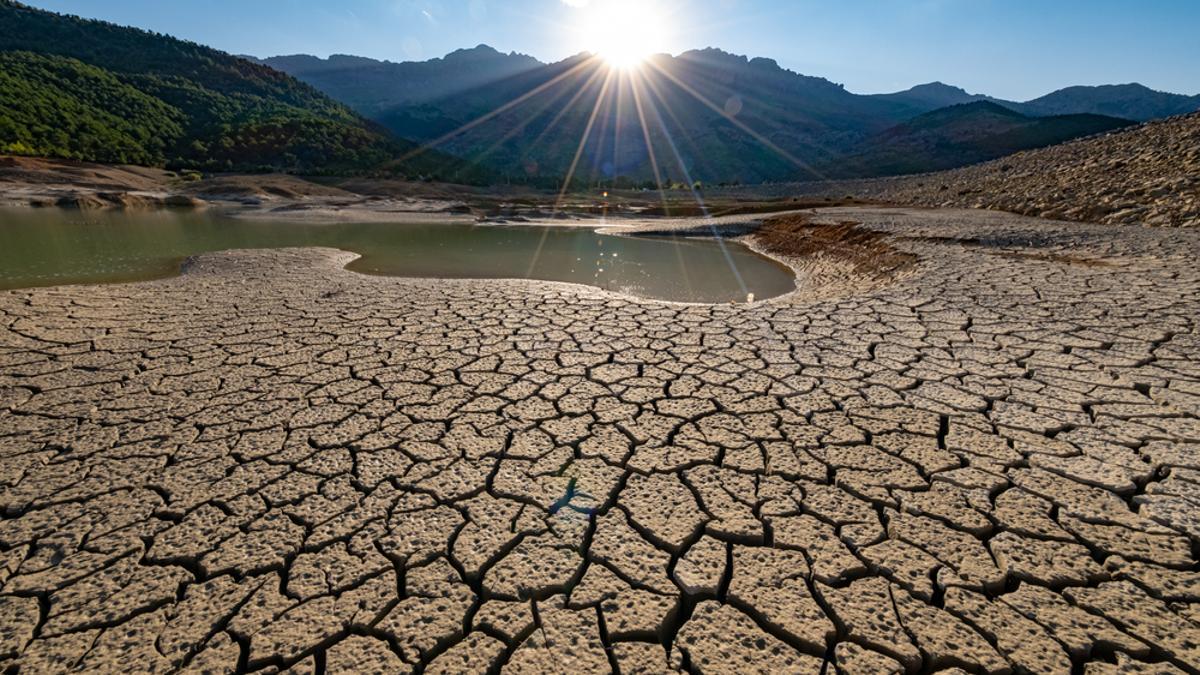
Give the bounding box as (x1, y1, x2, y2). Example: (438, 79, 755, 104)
(576, 0, 670, 69)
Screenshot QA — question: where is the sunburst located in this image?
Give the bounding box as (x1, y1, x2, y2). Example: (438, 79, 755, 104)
(576, 0, 669, 70)
(392, 1, 833, 301)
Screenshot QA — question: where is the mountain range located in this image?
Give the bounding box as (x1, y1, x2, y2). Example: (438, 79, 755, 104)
(869, 81, 1200, 123)
(262, 49, 1200, 126)
(259, 47, 1198, 184)
(1, 0, 1196, 185)
(252, 47, 543, 117)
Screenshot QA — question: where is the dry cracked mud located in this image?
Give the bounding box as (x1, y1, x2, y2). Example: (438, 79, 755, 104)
(1, 206, 1198, 674)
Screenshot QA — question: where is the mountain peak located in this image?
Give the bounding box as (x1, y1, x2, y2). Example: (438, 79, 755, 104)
(673, 48, 847, 93)
(444, 44, 500, 59)
(874, 81, 986, 110)
(442, 44, 541, 66)
(906, 81, 972, 97)
(1024, 82, 1199, 121)
(1061, 82, 1153, 93)
(675, 47, 784, 73)
(932, 99, 1025, 118)
(678, 47, 749, 64)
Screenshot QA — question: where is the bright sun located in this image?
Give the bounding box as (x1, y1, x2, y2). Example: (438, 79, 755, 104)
(578, 1, 668, 69)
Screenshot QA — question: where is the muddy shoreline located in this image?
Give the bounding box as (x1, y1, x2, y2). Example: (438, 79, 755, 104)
(0, 154, 864, 225)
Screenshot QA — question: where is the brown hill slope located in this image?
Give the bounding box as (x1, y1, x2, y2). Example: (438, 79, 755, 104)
(765, 112, 1199, 226)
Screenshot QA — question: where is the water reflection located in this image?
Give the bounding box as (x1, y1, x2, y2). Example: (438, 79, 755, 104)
(0, 208, 795, 303)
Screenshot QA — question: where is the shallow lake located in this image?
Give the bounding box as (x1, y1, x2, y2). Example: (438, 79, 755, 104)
(0, 208, 796, 303)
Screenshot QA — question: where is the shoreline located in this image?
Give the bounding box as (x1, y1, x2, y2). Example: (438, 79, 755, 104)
(0, 201, 810, 305)
(10, 186, 1159, 307)
(0, 154, 859, 225)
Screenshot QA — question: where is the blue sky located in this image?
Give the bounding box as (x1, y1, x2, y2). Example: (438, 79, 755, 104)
(27, 0, 1200, 100)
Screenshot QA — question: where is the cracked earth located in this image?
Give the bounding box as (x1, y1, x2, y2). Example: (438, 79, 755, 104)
(1, 207, 1198, 674)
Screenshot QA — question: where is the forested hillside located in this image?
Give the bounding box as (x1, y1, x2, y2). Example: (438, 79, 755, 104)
(0, 51, 184, 165)
(0, 0, 476, 177)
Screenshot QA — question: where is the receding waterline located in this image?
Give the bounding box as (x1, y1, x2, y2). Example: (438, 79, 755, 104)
(0, 208, 795, 303)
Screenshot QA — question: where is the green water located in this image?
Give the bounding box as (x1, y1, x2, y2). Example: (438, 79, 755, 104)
(0, 208, 795, 303)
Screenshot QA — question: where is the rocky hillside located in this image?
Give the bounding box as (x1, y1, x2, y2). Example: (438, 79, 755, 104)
(784, 112, 1199, 227)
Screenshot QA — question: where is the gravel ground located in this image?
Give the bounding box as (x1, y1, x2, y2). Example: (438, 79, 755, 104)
(713, 112, 1200, 228)
(1, 207, 1198, 673)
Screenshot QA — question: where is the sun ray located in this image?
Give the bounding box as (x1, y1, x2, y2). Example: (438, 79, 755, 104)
(629, 72, 693, 299)
(522, 62, 610, 161)
(644, 58, 831, 182)
(665, 55, 853, 179)
(461, 60, 607, 178)
(612, 69, 627, 187)
(393, 55, 603, 166)
(526, 67, 617, 280)
(634, 71, 750, 296)
(554, 68, 617, 211)
(589, 72, 619, 181)
(638, 65, 722, 183)
(629, 75, 670, 212)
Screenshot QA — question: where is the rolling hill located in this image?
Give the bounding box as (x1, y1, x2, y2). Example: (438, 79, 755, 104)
(0, 50, 186, 166)
(0, 0, 482, 179)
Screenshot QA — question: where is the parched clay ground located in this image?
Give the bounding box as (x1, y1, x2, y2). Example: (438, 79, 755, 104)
(1, 207, 1198, 674)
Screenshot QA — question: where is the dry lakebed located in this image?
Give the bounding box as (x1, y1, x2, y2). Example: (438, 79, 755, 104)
(0, 206, 1198, 673)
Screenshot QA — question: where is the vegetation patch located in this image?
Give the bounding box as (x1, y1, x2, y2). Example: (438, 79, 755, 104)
(0, 0, 486, 180)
